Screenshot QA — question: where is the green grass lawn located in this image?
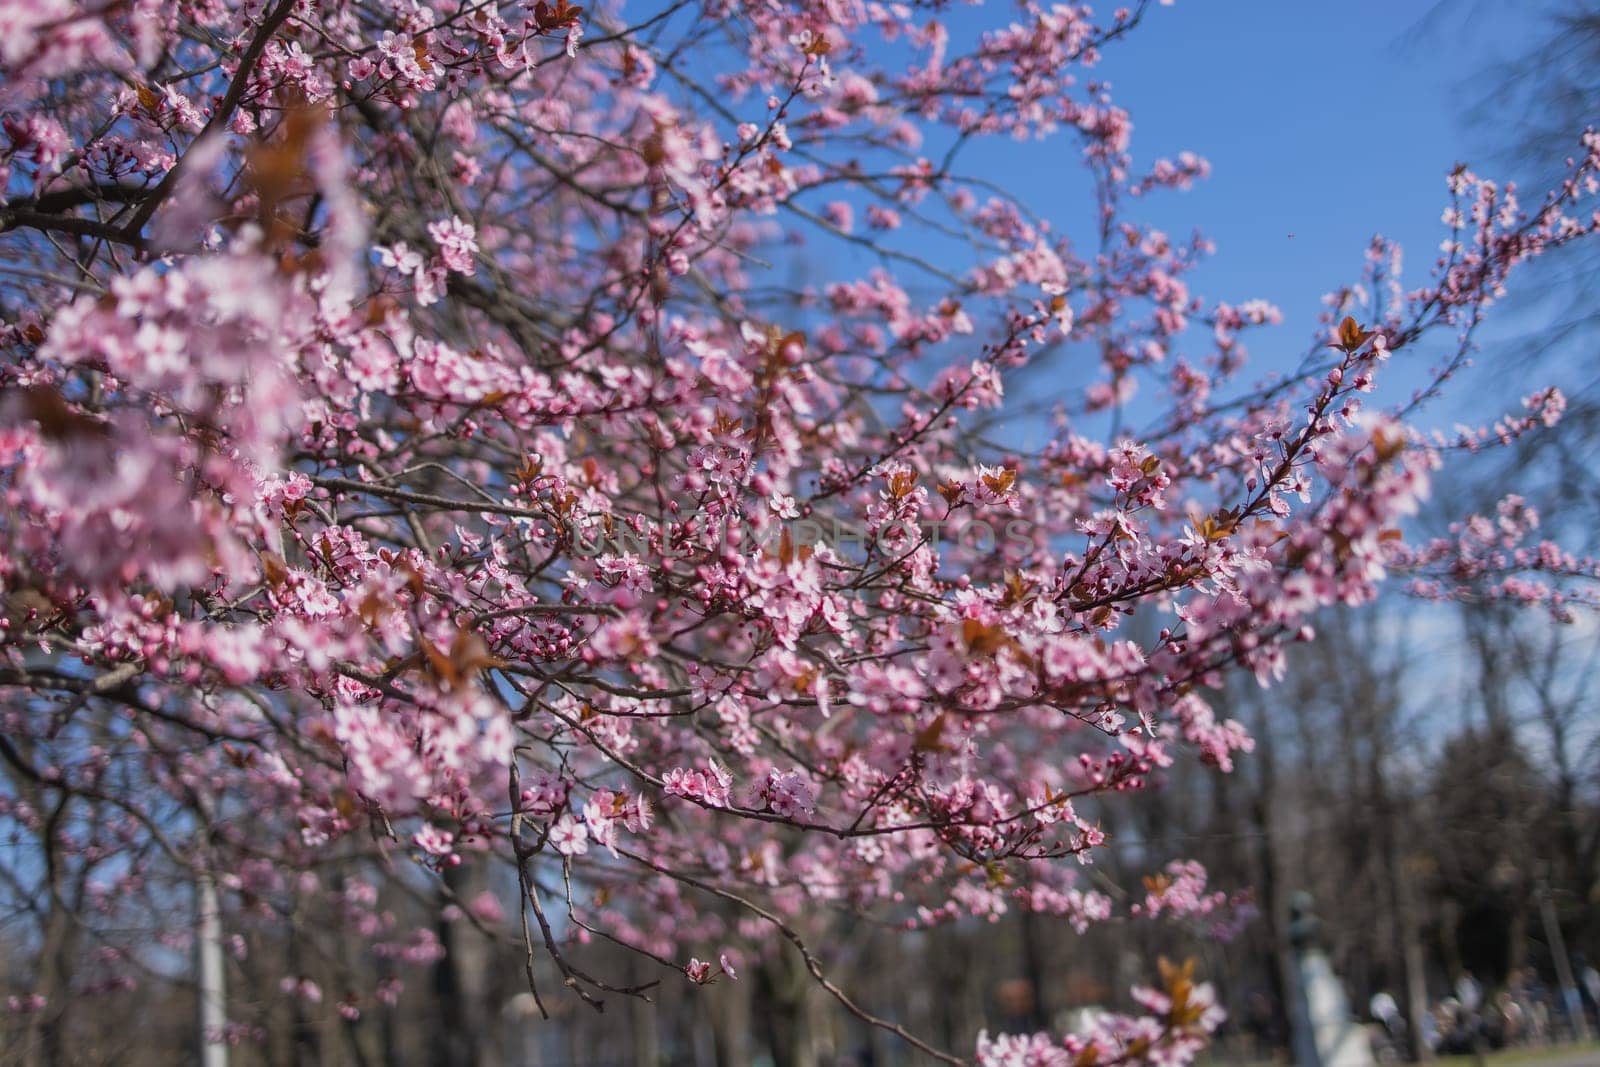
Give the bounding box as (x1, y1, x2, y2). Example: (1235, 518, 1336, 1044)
(1437, 1042, 1600, 1065)
(1202, 1041, 1600, 1067)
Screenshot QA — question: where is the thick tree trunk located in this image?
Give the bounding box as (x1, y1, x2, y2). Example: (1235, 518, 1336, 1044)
(24, 795, 74, 1067)
(287, 915, 323, 1067)
(709, 962, 753, 1065)
(1250, 701, 1295, 1057)
(632, 965, 660, 1067)
(761, 948, 820, 1067)
(431, 862, 500, 1067)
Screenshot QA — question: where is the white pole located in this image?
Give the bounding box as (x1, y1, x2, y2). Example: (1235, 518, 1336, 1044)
(197, 870, 230, 1067)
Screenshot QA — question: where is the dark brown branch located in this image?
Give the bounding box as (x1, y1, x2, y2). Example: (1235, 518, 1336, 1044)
(123, 0, 300, 241)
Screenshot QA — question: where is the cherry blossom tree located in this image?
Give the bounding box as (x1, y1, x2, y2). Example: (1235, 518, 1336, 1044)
(3, 0, 1599, 1063)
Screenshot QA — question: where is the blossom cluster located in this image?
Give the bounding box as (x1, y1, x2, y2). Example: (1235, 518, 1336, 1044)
(2, 0, 1598, 1061)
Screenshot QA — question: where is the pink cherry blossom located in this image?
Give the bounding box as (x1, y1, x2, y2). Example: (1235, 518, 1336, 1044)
(2, 2, 1597, 1062)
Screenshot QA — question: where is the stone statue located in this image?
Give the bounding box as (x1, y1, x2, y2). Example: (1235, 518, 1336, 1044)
(1287, 892, 1375, 1067)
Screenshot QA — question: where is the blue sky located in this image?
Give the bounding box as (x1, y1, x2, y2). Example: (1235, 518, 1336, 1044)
(774, 2, 1570, 434)
(853, 1, 1569, 431)
(1074, 1, 1547, 362)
